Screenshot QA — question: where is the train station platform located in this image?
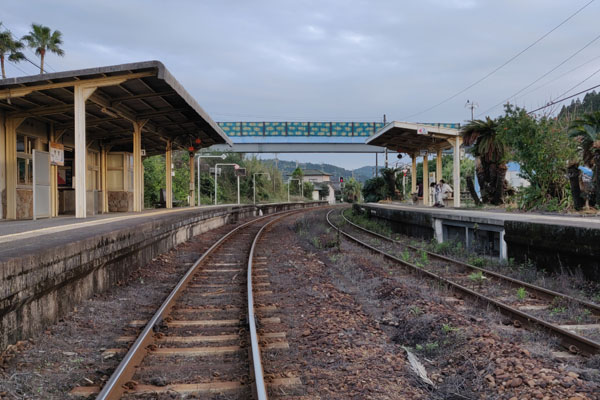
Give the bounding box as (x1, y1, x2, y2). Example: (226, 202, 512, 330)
(0, 206, 231, 259)
(357, 203, 600, 280)
(0, 202, 325, 353)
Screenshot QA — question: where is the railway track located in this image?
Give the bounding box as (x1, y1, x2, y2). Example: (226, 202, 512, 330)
(327, 208, 600, 356)
(72, 209, 304, 399)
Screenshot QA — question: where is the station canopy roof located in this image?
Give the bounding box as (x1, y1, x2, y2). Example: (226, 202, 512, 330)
(366, 121, 461, 155)
(0, 61, 232, 155)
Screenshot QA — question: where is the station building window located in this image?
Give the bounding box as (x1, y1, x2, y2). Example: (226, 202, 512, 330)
(17, 134, 34, 187)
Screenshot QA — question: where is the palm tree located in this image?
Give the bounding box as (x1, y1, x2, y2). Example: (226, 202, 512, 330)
(342, 178, 362, 203)
(568, 111, 600, 206)
(0, 24, 25, 79)
(380, 167, 399, 200)
(22, 24, 64, 74)
(460, 117, 507, 205)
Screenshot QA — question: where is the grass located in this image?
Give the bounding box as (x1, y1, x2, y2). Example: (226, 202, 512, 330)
(516, 287, 527, 301)
(442, 323, 459, 334)
(467, 270, 485, 283)
(401, 249, 411, 263)
(344, 208, 393, 237)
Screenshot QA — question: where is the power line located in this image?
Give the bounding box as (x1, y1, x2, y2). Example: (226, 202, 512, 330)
(554, 64, 600, 100)
(398, 0, 595, 121)
(515, 54, 600, 100)
(7, 59, 29, 75)
(527, 83, 600, 114)
(478, 31, 600, 117)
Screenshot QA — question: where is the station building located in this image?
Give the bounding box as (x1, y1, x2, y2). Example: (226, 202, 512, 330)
(0, 61, 231, 220)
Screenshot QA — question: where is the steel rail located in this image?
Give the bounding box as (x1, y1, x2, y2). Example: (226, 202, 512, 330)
(247, 211, 294, 400)
(97, 207, 303, 400)
(340, 208, 600, 315)
(327, 209, 600, 355)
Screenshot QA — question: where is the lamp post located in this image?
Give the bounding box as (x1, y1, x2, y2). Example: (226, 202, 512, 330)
(214, 163, 239, 206)
(253, 172, 271, 204)
(196, 153, 226, 206)
(287, 178, 301, 203)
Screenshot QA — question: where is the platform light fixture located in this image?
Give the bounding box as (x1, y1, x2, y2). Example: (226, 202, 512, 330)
(196, 153, 226, 206)
(214, 162, 240, 206)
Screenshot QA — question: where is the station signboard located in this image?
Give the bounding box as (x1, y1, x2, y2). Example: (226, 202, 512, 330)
(49, 142, 64, 166)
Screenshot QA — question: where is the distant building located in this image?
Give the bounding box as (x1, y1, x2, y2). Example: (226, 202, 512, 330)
(302, 169, 332, 183)
(285, 169, 335, 204)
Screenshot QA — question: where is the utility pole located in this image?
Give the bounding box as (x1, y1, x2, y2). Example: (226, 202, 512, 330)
(465, 100, 478, 121)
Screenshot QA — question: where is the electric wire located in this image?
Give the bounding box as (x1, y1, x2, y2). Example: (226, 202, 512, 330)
(478, 31, 600, 117)
(515, 54, 600, 101)
(527, 82, 600, 114)
(398, 0, 595, 121)
(7, 59, 29, 75)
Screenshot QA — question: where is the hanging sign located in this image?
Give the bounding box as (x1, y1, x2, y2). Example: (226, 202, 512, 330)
(417, 127, 429, 135)
(49, 142, 64, 166)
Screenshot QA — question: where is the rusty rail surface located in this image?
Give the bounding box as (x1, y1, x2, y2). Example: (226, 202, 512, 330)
(327, 209, 600, 356)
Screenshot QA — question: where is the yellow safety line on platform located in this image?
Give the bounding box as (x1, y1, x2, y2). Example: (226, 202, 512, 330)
(0, 206, 226, 244)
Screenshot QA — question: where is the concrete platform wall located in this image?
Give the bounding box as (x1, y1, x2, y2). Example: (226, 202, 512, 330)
(0, 202, 324, 351)
(357, 204, 599, 280)
(504, 221, 600, 281)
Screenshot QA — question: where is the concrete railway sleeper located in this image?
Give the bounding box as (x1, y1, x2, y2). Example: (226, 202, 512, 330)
(327, 208, 600, 356)
(71, 208, 307, 400)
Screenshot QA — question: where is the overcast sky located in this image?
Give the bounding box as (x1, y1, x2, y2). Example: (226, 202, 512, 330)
(3, 1, 599, 169)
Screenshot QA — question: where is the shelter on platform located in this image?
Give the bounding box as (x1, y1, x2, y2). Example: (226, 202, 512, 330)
(0, 61, 231, 220)
(367, 121, 463, 207)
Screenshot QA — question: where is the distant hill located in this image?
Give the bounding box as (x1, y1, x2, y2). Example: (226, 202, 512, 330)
(260, 159, 384, 183)
(558, 90, 600, 119)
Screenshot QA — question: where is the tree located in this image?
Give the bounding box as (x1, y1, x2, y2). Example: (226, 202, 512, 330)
(461, 117, 507, 205)
(499, 104, 576, 210)
(0, 24, 25, 78)
(143, 155, 165, 208)
(380, 167, 399, 200)
(303, 181, 314, 199)
(289, 167, 303, 195)
(568, 111, 600, 206)
(343, 178, 361, 203)
(22, 24, 64, 74)
(362, 176, 386, 203)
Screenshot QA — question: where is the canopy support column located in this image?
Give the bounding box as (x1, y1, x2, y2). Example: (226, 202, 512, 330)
(411, 153, 417, 195)
(436, 147, 443, 183)
(4, 116, 24, 219)
(448, 137, 463, 208)
(49, 126, 58, 217)
(101, 145, 108, 213)
(132, 120, 147, 212)
(74, 84, 97, 218)
(165, 140, 173, 209)
(423, 152, 429, 206)
(189, 153, 195, 207)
